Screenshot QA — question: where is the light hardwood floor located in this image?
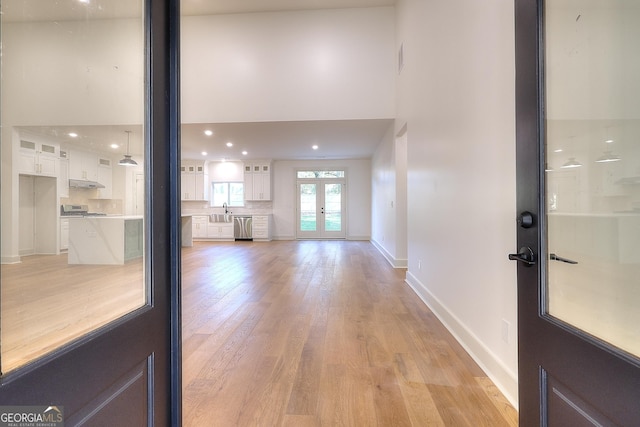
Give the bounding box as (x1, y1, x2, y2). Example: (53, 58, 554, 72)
(182, 240, 518, 426)
(1, 254, 144, 372)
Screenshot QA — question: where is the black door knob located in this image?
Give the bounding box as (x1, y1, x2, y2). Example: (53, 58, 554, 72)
(508, 246, 536, 266)
(517, 211, 535, 229)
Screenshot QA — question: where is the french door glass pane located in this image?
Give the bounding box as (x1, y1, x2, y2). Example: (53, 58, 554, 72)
(300, 184, 317, 231)
(1, 1, 146, 373)
(544, 0, 640, 358)
(324, 183, 342, 232)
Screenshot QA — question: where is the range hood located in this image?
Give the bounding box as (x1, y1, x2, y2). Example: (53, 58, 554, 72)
(68, 179, 105, 189)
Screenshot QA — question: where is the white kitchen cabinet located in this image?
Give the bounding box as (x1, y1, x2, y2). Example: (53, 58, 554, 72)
(69, 149, 98, 182)
(181, 163, 209, 200)
(60, 218, 69, 250)
(244, 161, 272, 201)
(97, 158, 113, 199)
(59, 154, 69, 198)
(252, 215, 272, 241)
(192, 215, 208, 238)
(207, 222, 234, 240)
(18, 140, 58, 177)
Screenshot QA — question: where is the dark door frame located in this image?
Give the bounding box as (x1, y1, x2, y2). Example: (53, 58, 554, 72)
(0, 0, 182, 424)
(515, 0, 640, 425)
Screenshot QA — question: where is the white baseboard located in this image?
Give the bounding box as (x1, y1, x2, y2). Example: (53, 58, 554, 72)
(1, 255, 22, 264)
(371, 239, 408, 268)
(346, 235, 370, 241)
(405, 270, 519, 409)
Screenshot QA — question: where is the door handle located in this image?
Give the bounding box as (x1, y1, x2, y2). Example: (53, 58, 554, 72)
(550, 253, 578, 264)
(508, 247, 536, 266)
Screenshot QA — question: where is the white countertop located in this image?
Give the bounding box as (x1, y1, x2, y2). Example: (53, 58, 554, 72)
(65, 215, 143, 220)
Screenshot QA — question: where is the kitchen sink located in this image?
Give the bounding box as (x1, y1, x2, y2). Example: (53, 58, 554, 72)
(210, 214, 233, 223)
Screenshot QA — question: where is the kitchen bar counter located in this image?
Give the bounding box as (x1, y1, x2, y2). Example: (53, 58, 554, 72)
(68, 216, 143, 264)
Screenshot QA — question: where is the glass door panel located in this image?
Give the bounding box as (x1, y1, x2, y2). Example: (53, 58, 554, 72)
(323, 183, 344, 235)
(299, 183, 318, 235)
(297, 179, 345, 239)
(1, 0, 146, 373)
(544, 0, 640, 358)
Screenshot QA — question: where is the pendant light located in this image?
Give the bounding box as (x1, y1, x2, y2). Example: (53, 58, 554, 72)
(559, 136, 582, 169)
(119, 130, 138, 166)
(595, 151, 621, 163)
(595, 126, 621, 163)
(560, 157, 582, 169)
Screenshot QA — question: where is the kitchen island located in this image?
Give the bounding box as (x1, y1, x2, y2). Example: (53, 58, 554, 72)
(68, 216, 143, 265)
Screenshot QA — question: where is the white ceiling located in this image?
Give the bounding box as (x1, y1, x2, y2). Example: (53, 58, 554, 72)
(5, 0, 396, 161)
(181, 119, 393, 161)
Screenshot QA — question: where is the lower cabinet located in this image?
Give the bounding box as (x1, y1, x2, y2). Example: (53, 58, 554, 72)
(207, 222, 234, 240)
(252, 215, 272, 241)
(60, 218, 69, 251)
(192, 215, 234, 241)
(192, 216, 208, 238)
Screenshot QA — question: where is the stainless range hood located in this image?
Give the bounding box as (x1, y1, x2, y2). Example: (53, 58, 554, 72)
(68, 179, 105, 189)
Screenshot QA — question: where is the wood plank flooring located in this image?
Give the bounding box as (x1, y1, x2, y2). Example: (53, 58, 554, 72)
(1, 254, 144, 372)
(181, 240, 518, 426)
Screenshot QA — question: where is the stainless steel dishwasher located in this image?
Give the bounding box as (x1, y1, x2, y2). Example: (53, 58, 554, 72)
(233, 215, 252, 240)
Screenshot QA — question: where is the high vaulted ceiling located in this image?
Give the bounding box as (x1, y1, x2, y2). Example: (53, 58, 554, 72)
(4, 0, 396, 161)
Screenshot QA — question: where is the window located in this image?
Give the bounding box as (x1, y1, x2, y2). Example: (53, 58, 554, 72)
(297, 170, 345, 179)
(211, 182, 244, 207)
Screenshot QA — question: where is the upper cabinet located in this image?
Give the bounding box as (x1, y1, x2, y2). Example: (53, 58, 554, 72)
(69, 149, 98, 181)
(97, 158, 113, 199)
(58, 150, 69, 198)
(244, 161, 272, 201)
(18, 140, 59, 177)
(181, 161, 209, 201)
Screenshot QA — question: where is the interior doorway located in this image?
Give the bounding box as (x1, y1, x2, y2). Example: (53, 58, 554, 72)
(18, 174, 58, 256)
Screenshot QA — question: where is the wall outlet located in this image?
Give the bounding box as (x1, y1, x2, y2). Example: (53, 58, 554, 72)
(501, 319, 510, 344)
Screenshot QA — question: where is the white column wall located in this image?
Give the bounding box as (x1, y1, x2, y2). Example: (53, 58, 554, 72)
(371, 122, 408, 267)
(394, 0, 519, 406)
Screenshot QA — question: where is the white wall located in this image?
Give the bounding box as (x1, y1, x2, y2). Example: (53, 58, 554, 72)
(272, 159, 371, 240)
(371, 122, 408, 267)
(209, 161, 244, 182)
(1, 18, 143, 261)
(393, 0, 518, 406)
(181, 8, 396, 123)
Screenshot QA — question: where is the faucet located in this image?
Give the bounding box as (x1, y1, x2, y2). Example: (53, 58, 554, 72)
(223, 202, 228, 214)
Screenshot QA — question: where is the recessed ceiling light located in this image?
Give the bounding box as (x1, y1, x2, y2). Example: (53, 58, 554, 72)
(553, 148, 563, 153)
(78, 0, 90, 4)
(204, 130, 213, 136)
(605, 139, 614, 144)
(226, 142, 233, 147)
(68, 132, 78, 138)
(242, 151, 248, 156)
(312, 145, 319, 150)
(201, 151, 208, 156)
(110, 143, 119, 149)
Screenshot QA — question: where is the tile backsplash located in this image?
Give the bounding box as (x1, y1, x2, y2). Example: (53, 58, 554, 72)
(61, 188, 123, 214)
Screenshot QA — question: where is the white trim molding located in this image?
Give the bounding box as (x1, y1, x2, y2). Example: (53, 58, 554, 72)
(371, 238, 408, 268)
(405, 270, 519, 409)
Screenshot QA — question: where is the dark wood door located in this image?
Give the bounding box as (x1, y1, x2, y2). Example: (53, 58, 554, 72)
(515, 0, 640, 425)
(0, 0, 181, 425)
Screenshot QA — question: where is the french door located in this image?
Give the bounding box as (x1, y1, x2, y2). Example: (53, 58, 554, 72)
(0, 0, 181, 425)
(515, 0, 640, 425)
(297, 175, 346, 239)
